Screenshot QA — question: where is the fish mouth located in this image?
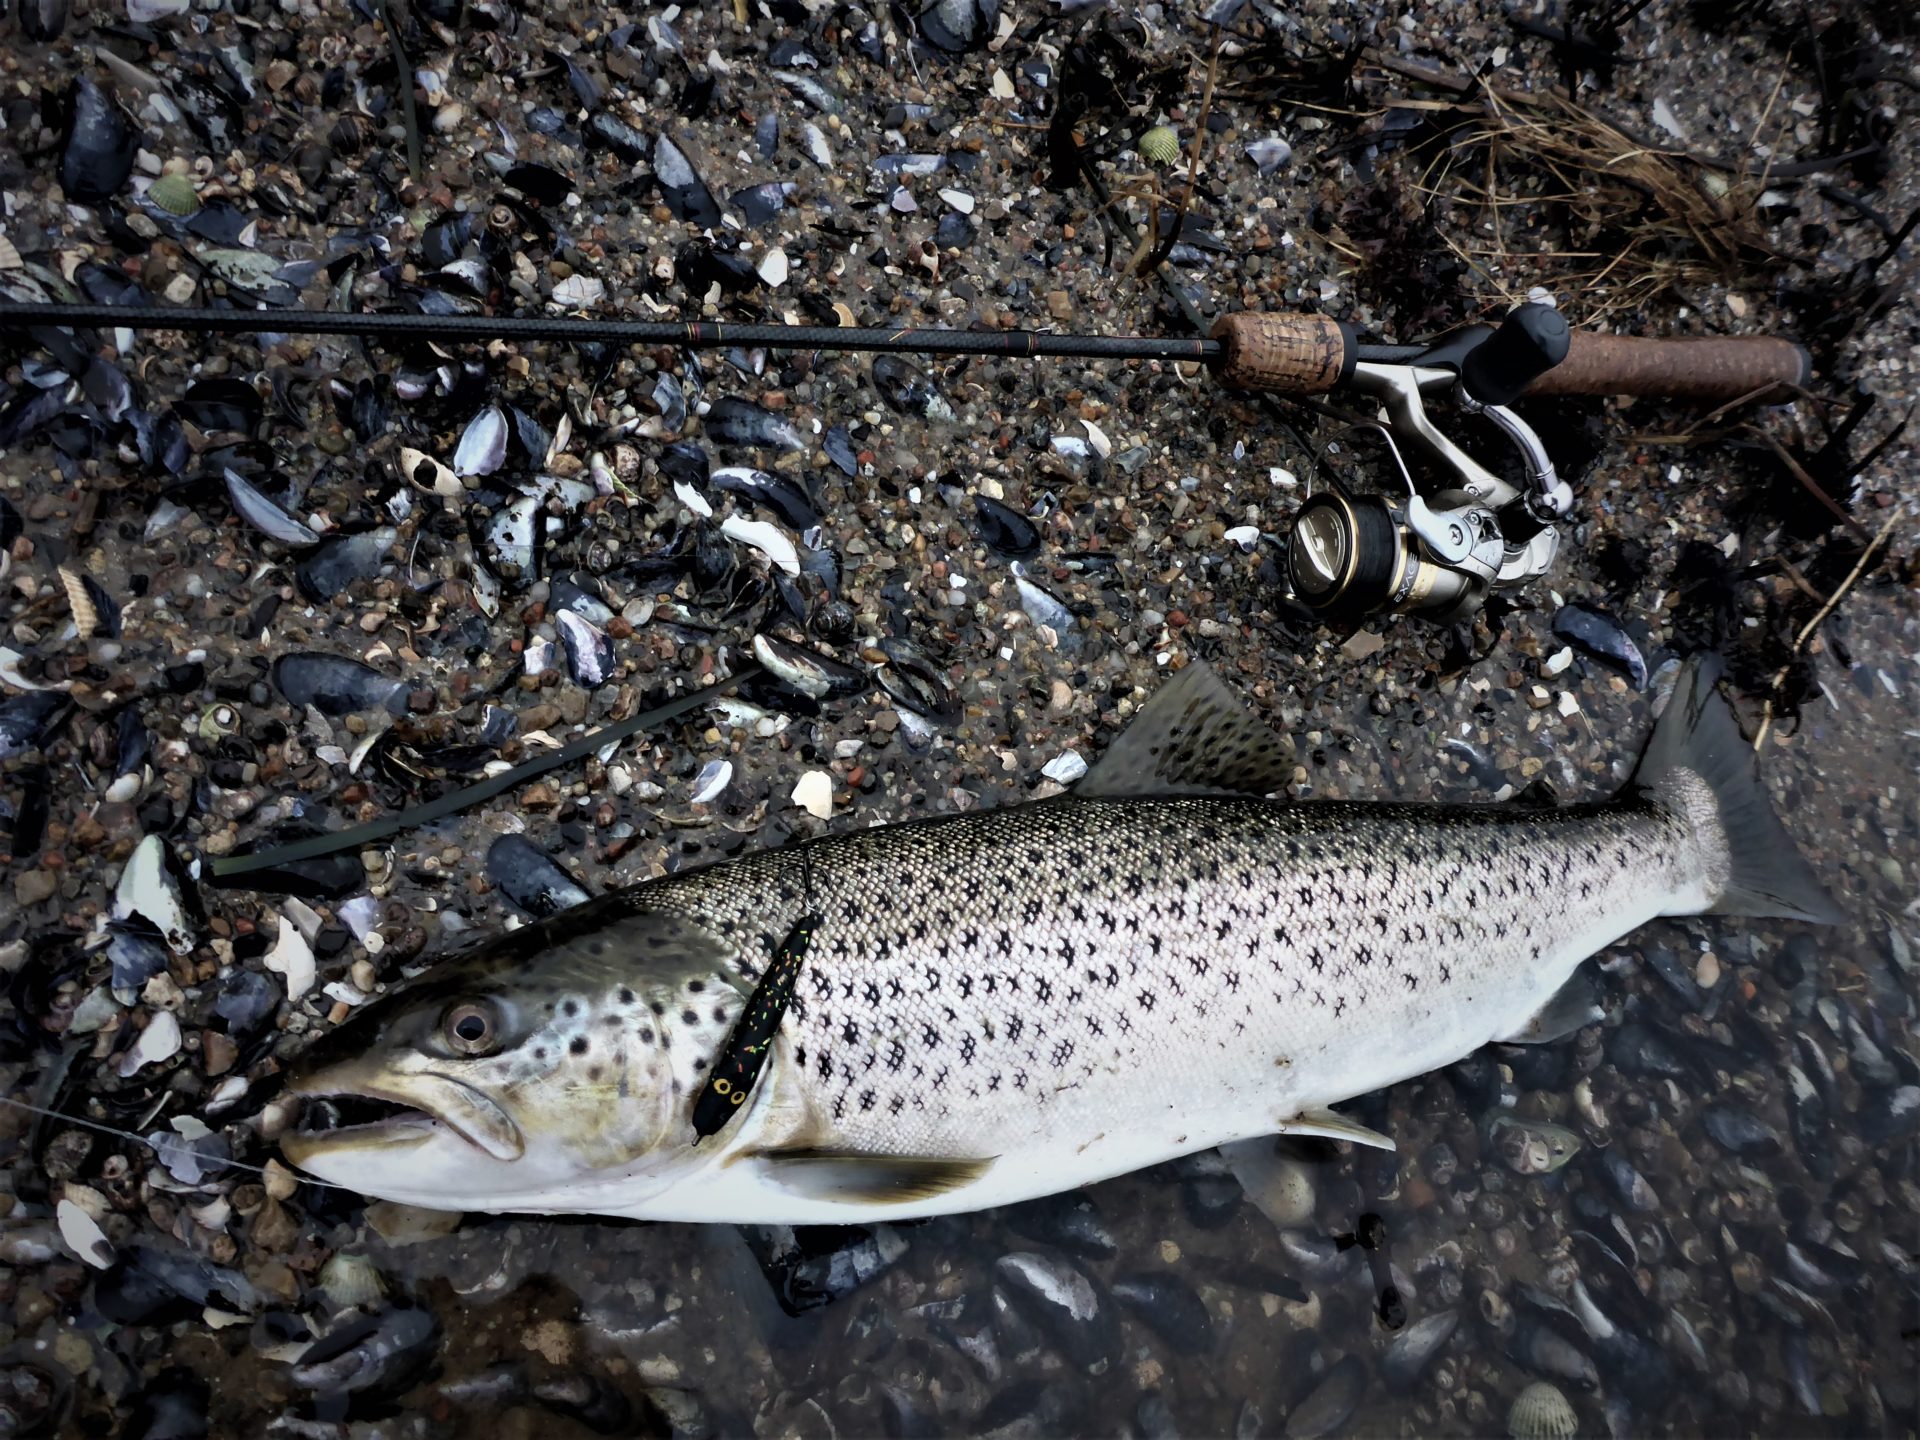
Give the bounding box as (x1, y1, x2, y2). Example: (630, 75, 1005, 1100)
(283, 1068, 524, 1165)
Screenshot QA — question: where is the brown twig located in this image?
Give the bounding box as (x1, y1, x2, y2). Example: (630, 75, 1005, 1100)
(1750, 428, 1872, 540)
(1752, 515, 1899, 751)
(1139, 28, 1222, 275)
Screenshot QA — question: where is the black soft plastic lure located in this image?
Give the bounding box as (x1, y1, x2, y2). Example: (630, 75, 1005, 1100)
(691, 911, 820, 1140)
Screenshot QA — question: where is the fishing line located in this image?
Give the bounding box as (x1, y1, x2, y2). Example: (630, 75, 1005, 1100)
(206, 661, 762, 880)
(0, 1094, 349, 1190)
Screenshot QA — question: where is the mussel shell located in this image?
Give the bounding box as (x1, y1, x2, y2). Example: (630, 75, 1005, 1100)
(271, 654, 408, 717)
(658, 441, 711, 490)
(975, 495, 1041, 557)
(876, 638, 959, 721)
(503, 162, 572, 207)
(485, 836, 590, 918)
(296, 528, 399, 603)
(653, 135, 721, 227)
(675, 239, 762, 295)
(61, 76, 136, 203)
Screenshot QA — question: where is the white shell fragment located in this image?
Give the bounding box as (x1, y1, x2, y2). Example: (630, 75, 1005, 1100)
(265, 913, 317, 1001)
(337, 895, 382, 942)
(674, 480, 713, 518)
(56, 1200, 114, 1269)
(1652, 96, 1688, 142)
(1247, 135, 1292, 174)
(792, 769, 834, 819)
(1224, 524, 1261, 551)
(453, 404, 509, 477)
(1042, 751, 1089, 784)
(551, 274, 606, 308)
(757, 247, 789, 287)
(938, 187, 975, 214)
(225, 468, 320, 548)
(803, 122, 833, 168)
(116, 1010, 182, 1077)
(720, 514, 801, 575)
(691, 758, 732, 804)
(114, 835, 195, 955)
(400, 447, 462, 497)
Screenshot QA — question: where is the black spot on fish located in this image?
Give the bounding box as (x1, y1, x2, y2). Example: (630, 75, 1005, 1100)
(651, 1000, 666, 1015)
(688, 980, 705, 993)
(587, 1066, 602, 1081)
(681, 1008, 699, 1025)
(564, 1000, 580, 1017)
(570, 1036, 589, 1055)
(693, 1058, 707, 1071)
(618, 987, 635, 1004)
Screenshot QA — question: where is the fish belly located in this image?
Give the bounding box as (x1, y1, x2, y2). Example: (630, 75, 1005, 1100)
(659, 792, 1706, 1206)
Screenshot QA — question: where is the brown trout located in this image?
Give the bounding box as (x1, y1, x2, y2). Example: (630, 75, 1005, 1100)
(282, 656, 1839, 1222)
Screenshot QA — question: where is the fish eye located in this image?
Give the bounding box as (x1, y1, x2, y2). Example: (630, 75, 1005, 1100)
(442, 1001, 499, 1056)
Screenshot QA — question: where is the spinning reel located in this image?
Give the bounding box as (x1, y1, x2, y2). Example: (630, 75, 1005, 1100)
(1279, 304, 1577, 626)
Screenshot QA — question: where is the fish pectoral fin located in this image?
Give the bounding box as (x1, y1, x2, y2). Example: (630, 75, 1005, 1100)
(1498, 966, 1604, 1045)
(1277, 1108, 1397, 1152)
(750, 1150, 997, 1206)
(1077, 661, 1294, 799)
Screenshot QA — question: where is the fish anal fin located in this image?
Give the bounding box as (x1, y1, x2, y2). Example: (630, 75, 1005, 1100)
(1276, 1107, 1396, 1152)
(751, 1150, 996, 1205)
(1078, 661, 1294, 799)
(1499, 966, 1605, 1045)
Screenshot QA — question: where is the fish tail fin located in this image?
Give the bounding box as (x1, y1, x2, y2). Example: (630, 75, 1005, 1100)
(1631, 654, 1843, 925)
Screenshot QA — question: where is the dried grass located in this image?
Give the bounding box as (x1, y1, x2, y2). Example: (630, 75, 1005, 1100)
(1416, 88, 1789, 323)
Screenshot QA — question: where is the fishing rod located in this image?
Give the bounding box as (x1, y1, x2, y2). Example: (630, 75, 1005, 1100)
(0, 300, 1811, 626)
(0, 300, 1410, 366)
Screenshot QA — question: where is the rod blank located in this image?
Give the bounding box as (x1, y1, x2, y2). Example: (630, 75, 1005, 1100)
(0, 302, 1224, 365)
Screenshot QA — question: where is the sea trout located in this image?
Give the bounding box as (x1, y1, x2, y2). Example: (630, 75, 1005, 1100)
(282, 656, 1840, 1222)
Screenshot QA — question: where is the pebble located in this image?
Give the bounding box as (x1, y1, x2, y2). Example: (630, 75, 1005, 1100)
(263, 1159, 298, 1202)
(202, 1032, 238, 1076)
(12, 870, 57, 906)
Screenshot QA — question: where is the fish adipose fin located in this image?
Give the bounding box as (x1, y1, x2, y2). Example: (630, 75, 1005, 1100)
(1498, 965, 1604, 1045)
(1275, 1107, 1396, 1152)
(1078, 661, 1295, 798)
(1633, 654, 1844, 925)
(751, 1150, 996, 1205)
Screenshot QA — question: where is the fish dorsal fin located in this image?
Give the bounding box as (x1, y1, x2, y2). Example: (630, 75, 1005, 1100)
(1276, 1107, 1397, 1152)
(1077, 661, 1294, 799)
